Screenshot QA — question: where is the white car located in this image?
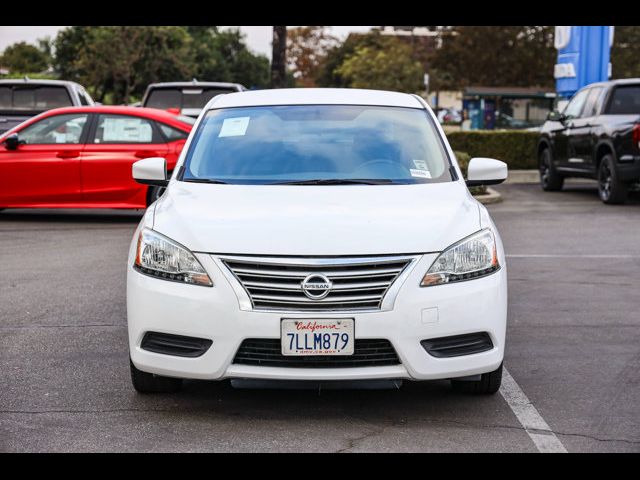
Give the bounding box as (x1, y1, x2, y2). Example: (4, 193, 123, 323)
(127, 88, 508, 395)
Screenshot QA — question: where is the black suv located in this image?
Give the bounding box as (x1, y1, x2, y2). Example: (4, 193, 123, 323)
(538, 79, 640, 204)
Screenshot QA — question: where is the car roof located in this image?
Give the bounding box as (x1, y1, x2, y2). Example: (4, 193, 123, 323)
(0, 79, 85, 89)
(12, 106, 193, 133)
(581, 78, 640, 89)
(608, 78, 640, 85)
(146, 81, 245, 90)
(207, 88, 425, 110)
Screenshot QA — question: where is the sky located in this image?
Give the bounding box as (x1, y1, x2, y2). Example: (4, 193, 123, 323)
(0, 26, 374, 58)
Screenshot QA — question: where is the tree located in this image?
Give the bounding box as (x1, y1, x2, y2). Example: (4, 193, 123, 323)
(184, 27, 270, 88)
(430, 26, 556, 90)
(51, 26, 270, 103)
(70, 26, 193, 104)
(315, 31, 389, 87)
(53, 26, 93, 82)
(37, 37, 54, 64)
(207, 29, 270, 88)
(334, 37, 424, 92)
(611, 26, 640, 79)
(286, 26, 339, 87)
(1, 42, 50, 73)
(271, 26, 287, 88)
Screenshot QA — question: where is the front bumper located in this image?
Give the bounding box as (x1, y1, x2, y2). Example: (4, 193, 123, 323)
(127, 251, 507, 382)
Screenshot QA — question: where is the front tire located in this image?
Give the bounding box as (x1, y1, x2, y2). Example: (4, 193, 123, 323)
(130, 359, 182, 394)
(598, 154, 628, 204)
(451, 362, 503, 394)
(539, 148, 564, 191)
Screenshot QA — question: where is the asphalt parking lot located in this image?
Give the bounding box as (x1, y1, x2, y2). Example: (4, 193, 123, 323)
(1, 181, 639, 453)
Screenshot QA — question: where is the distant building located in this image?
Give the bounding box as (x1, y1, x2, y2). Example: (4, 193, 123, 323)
(428, 90, 463, 111)
(462, 86, 556, 130)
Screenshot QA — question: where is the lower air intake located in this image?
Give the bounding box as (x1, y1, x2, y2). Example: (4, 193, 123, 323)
(141, 332, 212, 358)
(421, 332, 494, 358)
(233, 338, 400, 368)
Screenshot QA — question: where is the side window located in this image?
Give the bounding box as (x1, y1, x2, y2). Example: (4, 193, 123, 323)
(93, 115, 160, 144)
(145, 89, 181, 109)
(0, 87, 11, 108)
(77, 88, 91, 106)
(583, 87, 603, 117)
(13, 88, 36, 109)
(19, 114, 88, 145)
(606, 85, 640, 114)
(563, 89, 590, 119)
(4, 87, 73, 110)
(35, 87, 73, 108)
(157, 122, 188, 141)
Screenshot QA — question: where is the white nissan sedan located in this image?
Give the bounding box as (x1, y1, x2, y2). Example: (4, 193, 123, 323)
(127, 88, 508, 395)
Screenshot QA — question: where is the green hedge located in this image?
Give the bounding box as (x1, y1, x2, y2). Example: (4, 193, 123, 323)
(453, 150, 471, 174)
(447, 130, 539, 170)
(453, 150, 486, 195)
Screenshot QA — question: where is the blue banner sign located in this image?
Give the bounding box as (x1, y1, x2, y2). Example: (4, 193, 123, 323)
(555, 26, 614, 99)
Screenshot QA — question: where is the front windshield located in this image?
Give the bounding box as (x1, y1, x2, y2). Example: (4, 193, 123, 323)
(182, 105, 453, 185)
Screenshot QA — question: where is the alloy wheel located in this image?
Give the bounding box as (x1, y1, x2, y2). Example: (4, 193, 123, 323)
(540, 151, 550, 188)
(599, 162, 612, 201)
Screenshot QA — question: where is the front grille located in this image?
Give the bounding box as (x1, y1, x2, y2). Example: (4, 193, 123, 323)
(421, 332, 494, 358)
(141, 332, 212, 358)
(233, 338, 401, 368)
(221, 255, 414, 311)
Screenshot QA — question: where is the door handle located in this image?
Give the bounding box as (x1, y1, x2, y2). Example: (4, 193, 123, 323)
(56, 151, 80, 159)
(135, 151, 159, 159)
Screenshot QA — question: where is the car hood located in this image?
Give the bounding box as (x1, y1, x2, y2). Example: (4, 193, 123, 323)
(152, 181, 481, 256)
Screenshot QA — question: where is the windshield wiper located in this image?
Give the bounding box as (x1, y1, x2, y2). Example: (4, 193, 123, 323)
(269, 178, 396, 185)
(183, 178, 229, 184)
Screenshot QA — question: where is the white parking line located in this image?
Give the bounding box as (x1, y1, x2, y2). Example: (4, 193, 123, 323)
(507, 254, 640, 259)
(500, 367, 568, 453)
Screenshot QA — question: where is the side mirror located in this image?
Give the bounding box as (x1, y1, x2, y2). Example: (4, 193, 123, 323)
(547, 110, 565, 123)
(4, 133, 21, 150)
(132, 157, 168, 186)
(466, 157, 508, 187)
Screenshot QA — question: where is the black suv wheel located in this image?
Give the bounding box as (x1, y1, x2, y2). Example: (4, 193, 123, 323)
(539, 148, 564, 191)
(598, 154, 628, 204)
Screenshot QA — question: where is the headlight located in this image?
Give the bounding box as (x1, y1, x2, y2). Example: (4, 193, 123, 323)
(134, 228, 212, 287)
(421, 229, 499, 287)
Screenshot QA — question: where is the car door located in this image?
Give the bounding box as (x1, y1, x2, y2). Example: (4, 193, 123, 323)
(81, 113, 169, 207)
(0, 112, 89, 206)
(566, 87, 603, 173)
(553, 88, 590, 170)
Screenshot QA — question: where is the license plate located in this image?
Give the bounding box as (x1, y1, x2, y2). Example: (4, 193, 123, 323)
(281, 319, 354, 356)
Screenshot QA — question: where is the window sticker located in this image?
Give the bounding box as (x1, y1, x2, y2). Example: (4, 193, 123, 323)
(103, 117, 152, 142)
(219, 117, 250, 137)
(413, 159, 429, 170)
(410, 169, 432, 179)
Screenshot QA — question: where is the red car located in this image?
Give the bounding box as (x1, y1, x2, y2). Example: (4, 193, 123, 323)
(0, 106, 194, 210)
